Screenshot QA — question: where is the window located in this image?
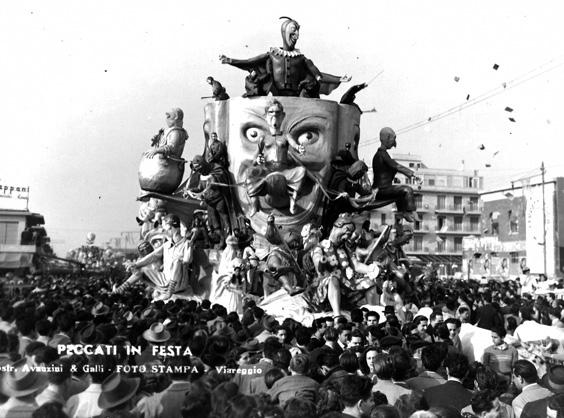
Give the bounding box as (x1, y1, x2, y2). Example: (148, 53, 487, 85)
(510, 252, 519, 263)
(454, 237, 463, 252)
(508, 210, 518, 234)
(490, 211, 500, 235)
(409, 163, 414, 168)
(437, 216, 446, 231)
(470, 216, 480, 231)
(414, 220, 421, 230)
(0, 222, 19, 245)
(380, 213, 386, 225)
(428, 178, 435, 186)
(437, 239, 445, 252)
(437, 195, 446, 210)
(454, 196, 462, 210)
(510, 219, 519, 234)
(451, 176, 463, 188)
(454, 216, 463, 231)
(469, 196, 479, 211)
(413, 236, 423, 251)
(415, 195, 423, 209)
(467, 177, 480, 188)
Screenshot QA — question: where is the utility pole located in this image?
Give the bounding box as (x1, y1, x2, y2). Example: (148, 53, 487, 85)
(541, 162, 547, 276)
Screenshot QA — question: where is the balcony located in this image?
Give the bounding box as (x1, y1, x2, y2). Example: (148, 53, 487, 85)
(435, 204, 465, 214)
(465, 204, 483, 214)
(436, 225, 481, 235)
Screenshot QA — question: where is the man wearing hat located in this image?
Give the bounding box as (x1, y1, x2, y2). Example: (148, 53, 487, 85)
(94, 373, 140, 418)
(159, 355, 193, 418)
(0, 359, 48, 417)
(122, 214, 192, 300)
(66, 354, 116, 418)
(35, 359, 73, 406)
(233, 336, 282, 395)
(135, 322, 171, 365)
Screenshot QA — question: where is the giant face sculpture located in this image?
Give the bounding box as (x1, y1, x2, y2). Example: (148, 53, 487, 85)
(203, 97, 360, 236)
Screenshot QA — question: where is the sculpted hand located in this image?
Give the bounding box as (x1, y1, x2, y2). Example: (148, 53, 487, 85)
(144, 150, 159, 159)
(124, 261, 137, 272)
(219, 54, 231, 64)
(340, 74, 352, 82)
(255, 155, 265, 165)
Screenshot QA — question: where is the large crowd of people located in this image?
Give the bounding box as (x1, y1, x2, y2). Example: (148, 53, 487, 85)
(1, 268, 564, 418)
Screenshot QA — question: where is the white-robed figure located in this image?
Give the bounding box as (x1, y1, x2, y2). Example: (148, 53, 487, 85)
(116, 214, 192, 300)
(210, 235, 251, 314)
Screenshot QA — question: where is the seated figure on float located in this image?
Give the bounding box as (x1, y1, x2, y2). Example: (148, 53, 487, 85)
(220, 17, 350, 98)
(117, 214, 192, 300)
(245, 99, 307, 216)
(138, 108, 188, 194)
(372, 127, 418, 223)
(144, 108, 187, 160)
(185, 155, 233, 245)
(323, 149, 372, 232)
(304, 214, 380, 319)
(261, 229, 304, 297)
(211, 234, 256, 314)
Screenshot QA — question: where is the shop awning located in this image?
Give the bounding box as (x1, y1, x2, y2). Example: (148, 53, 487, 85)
(0, 252, 34, 269)
(413, 254, 462, 265)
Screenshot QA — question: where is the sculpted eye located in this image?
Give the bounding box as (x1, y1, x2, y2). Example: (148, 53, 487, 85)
(297, 130, 319, 145)
(245, 127, 264, 143)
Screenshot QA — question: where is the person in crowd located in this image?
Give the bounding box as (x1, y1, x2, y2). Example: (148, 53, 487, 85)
(94, 373, 140, 418)
(423, 352, 473, 410)
(461, 365, 514, 417)
(511, 360, 555, 418)
(372, 354, 412, 406)
(234, 336, 281, 395)
(338, 375, 373, 418)
(482, 326, 518, 383)
(444, 318, 463, 352)
(0, 359, 47, 418)
(406, 344, 447, 392)
(66, 354, 116, 418)
(35, 359, 73, 406)
(268, 353, 320, 405)
(337, 324, 352, 353)
(159, 356, 192, 418)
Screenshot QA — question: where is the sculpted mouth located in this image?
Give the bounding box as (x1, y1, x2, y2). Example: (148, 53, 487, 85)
(236, 164, 328, 226)
(249, 184, 323, 226)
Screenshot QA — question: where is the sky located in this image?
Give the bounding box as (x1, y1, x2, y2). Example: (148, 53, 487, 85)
(1, 0, 563, 255)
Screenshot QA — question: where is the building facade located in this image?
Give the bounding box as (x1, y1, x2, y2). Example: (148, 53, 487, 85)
(463, 177, 564, 279)
(369, 154, 483, 277)
(0, 209, 49, 270)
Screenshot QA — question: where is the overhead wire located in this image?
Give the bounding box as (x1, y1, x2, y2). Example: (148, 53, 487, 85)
(359, 56, 564, 149)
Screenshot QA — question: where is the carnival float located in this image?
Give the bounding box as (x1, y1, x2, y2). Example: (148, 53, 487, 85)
(122, 17, 428, 322)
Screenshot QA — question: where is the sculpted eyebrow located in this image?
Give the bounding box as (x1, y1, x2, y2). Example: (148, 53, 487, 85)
(288, 115, 328, 131)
